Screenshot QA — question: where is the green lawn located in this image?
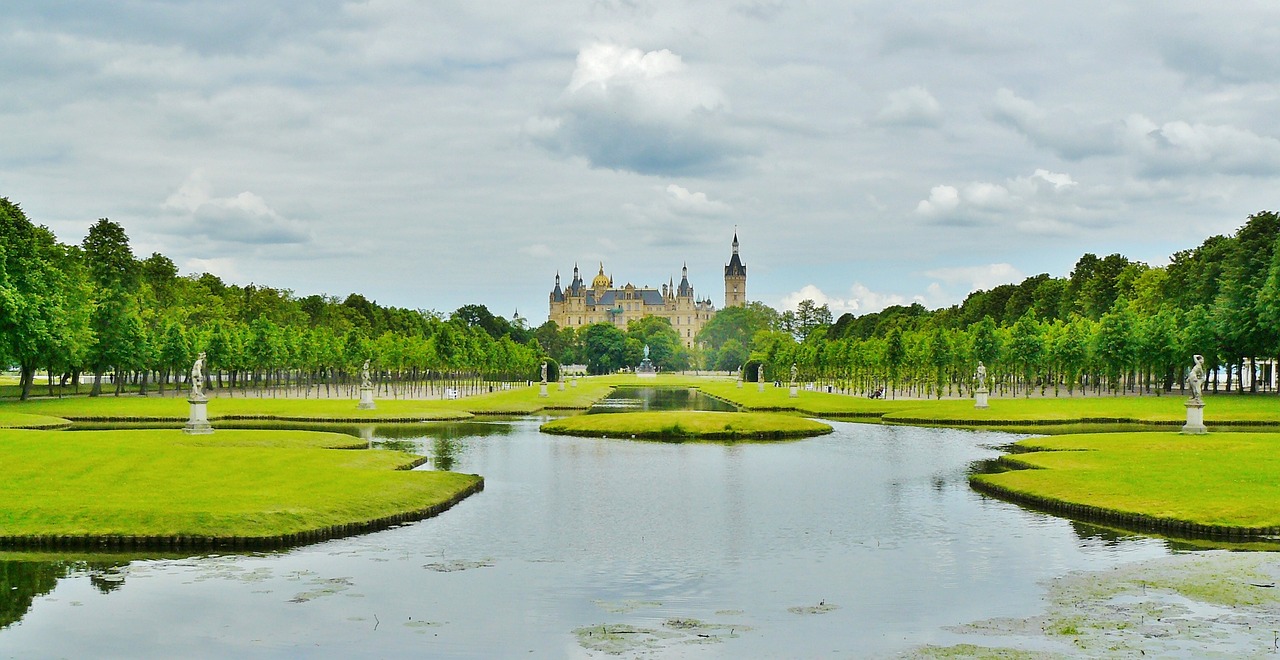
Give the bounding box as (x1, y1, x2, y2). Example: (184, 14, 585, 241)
(0, 380, 619, 420)
(0, 412, 71, 429)
(972, 432, 1280, 532)
(880, 393, 1280, 427)
(0, 428, 481, 540)
(540, 410, 832, 441)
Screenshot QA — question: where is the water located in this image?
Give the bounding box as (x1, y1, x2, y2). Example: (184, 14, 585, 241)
(588, 386, 739, 413)
(0, 419, 1176, 657)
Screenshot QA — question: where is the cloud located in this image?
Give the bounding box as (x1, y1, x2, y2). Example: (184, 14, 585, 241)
(992, 90, 1280, 176)
(923, 263, 1025, 292)
(526, 43, 756, 176)
(1120, 115, 1280, 177)
(160, 171, 312, 245)
(991, 89, 1116, 159)
(875, 85, 942, 127)
(914, 169, 1080, 230)
(520, 243, 554, 259)
(780, 283, 943, 316)
(664, 184, 731, 216)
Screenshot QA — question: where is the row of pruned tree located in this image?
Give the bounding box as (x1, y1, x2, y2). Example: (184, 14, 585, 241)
(0, 197, 545, 400)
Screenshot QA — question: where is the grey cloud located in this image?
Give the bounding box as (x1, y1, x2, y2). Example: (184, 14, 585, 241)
(990, 89, 1117, 159)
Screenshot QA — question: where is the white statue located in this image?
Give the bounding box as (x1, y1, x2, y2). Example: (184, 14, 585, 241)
(1188, 354, 1205, 402)
(190, 351, 205, 398)
(360, 359, 372, 389)
(540, 361, 548, 384)
(644, 344, 650, 360)
(790, 363, 798, 384)
(976, 361, 987, 390)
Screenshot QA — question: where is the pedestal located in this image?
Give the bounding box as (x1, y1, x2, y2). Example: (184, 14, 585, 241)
(789, 385, 798, 398)
(758, 381, 765, 392)
(358, 386, 376, 410)
(974, 388, 989, 410)
(1182, 400, 1207, 435)
(571, 378, 578, 388)
(184, 396, 214, 435)
(737, 380, 743, 389)
(558, 381, 565, 391)
(539, 383, 549, 398)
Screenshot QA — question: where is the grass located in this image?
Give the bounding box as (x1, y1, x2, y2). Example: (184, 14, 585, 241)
(695, 381, 918, 417)
(972, 431, 1280, 532)
(540, 411, 832, 441)
(881, 393, 1280, 427)
(0, 380, 619, 420)
(0, 412, 71, 429)
(0, 428, 481, 540)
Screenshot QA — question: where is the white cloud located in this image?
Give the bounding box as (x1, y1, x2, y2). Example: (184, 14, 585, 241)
(781, 282, 945, 316)
(527, 43, 756, 175)
(664, 184, 731, 216)
(914, 169, 1082, 231)
(923, 263, 1025, 292)
(915, 185, 959, 215)
(875, 85, 942, 127)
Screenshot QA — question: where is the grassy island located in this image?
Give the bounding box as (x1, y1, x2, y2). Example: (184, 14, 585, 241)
(540, 411, 833, 441)
(0, 428, 482, 549)
(971, 431, 1280, 536)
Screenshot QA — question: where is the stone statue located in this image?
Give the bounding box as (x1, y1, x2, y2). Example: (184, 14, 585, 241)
(541, 361, 548, 384)
(1188, 354, 1205, 402)
(190, 351, 205, 398)
(976, 361, 987, 390)
(790, 363, 798, 384)
(360, 359, 372, 389)
(644, 344, 650, 359)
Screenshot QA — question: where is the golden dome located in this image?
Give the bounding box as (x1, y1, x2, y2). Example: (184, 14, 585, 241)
(592, 263, 611, 289)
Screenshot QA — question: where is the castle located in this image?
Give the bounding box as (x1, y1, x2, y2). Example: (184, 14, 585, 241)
(549, 233, 747, 348)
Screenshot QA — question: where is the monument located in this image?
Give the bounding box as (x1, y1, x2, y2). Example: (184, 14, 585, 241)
(789, 363, 799, 398)
(757, 364, 765, 392)
(637, 345, 657, 378)
(358, 359, 376, 410)
(1182, 354, 1207, 434)
(974, 361, 989, 409)
(539, 361, 549, 397)
(738, 364, 744, 388)
(183, 352, 214, 435)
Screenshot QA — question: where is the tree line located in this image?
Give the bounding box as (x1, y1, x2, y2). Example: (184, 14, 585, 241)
(685, 211, 1279, 398)
(1, 198, 545, 400)
(5, 195, 1276, 401)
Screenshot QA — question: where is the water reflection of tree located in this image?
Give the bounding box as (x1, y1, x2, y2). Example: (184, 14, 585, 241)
(1, 561, 70, 630)
(433, 437, 459, 471)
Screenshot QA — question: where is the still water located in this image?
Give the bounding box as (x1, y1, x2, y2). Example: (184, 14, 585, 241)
(0, 419, 1173, 658)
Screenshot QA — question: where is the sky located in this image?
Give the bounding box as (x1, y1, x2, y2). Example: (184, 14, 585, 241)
(3, 1, 1278, 324)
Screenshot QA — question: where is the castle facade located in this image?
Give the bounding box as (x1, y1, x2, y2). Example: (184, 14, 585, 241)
(548, 234, 747, 348)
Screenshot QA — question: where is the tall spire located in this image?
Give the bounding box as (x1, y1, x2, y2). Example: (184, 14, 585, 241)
(732, 228, 739, 255)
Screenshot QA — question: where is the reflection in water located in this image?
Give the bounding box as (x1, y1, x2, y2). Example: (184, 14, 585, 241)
(1, 561, 66, 630)
(589, 387, 739, 413)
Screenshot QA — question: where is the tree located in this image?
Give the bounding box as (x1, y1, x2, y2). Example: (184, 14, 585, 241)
(579, 323, 635, 374)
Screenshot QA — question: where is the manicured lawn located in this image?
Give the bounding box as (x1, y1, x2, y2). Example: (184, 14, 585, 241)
(881, 394, 1280, 426)
(0, 395, 475, 422)
(696, 381, 918, 417)
(972, 432, 1280, 532)
(0, 412, 71, 429)
(0, 429, 481, 539)
(540, 410, 832, 441)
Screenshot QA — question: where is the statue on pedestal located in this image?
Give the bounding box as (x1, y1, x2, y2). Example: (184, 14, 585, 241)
(190, 352, 206, 399)
(541, 361, 548, 384)
(976, 361, 987, 390)
(790, 363, 798, 385)
(361, 359, 372, 389)
(1188, 354, 1205, 403)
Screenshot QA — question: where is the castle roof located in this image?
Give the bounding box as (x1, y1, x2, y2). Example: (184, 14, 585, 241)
(725, 231, 746, 277)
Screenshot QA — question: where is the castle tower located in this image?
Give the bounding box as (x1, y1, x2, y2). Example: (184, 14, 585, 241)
(724, 231, 746, 307)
